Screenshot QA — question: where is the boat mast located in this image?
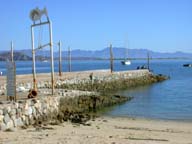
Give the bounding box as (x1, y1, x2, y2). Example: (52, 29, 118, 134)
(124, 36, 129, 60)
(110, 44, 113, 73)
(68, 46, 71, 72)
(147, 51, 150, 70)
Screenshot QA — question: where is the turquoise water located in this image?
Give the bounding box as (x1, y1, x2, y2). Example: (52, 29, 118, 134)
(0, 59, 192, 121)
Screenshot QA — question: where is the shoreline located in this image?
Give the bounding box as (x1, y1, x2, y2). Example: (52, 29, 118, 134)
(105, 114, 192, 124)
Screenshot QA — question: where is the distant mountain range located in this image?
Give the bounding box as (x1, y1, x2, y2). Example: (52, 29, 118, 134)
(0, 51, 32, 61)
(0, 47, 192, 61)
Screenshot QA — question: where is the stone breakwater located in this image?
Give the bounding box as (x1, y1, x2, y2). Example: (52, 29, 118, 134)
(0, 69, 168, 131)
(0, 69, 163, 95)
(0, 89, 98, 131)
(55, 70, 167, 93)
(56, 69, 150, 86)
(0, 96, 60, 131)
(57, 94, 130, 123)
(0, 92, 129, 131)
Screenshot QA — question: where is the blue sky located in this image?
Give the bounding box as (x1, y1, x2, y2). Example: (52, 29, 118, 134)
(0, 0, 192, 52)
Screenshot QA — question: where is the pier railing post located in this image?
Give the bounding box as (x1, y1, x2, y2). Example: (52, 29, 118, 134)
(68, 46, 71, 72)
(110, 44, 114, 73)
(58, 41, 62, 76)
(49, 21, 55, 95)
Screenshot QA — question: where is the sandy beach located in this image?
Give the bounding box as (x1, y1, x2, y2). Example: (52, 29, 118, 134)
(0, 70, 191, 144)
(0, 116, 192, 144)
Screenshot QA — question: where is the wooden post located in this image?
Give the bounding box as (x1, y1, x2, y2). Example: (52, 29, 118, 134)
(110, 44, 113, 73)
(14, 62, 16, 101)
(49, 21, 55, 95)
(147, 52, 150, 70)
(68, 46, 71, 72)
(31, 26, 37, 91)
(58, 41, 62, 76)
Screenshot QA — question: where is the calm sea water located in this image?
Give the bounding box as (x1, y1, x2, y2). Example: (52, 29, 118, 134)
(0, 59, 192, 121)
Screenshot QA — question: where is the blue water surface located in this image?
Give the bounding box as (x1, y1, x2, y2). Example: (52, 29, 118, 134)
(0, 59, 192, 121)
(107, 59, 192, 121)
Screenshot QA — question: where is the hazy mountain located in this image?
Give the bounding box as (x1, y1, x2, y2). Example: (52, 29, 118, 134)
(53, 47, 192, 59)
(0, 52, 32, 61)
(1, 47, 192, 61)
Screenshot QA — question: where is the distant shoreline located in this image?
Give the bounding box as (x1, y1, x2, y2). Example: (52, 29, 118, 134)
(0, 57, 192, 62)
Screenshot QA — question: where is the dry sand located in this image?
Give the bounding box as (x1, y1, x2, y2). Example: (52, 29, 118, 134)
(0, 70, 112, 84)
(0, 116, 192, 144)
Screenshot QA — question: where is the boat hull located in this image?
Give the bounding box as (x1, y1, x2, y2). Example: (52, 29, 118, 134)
(121, 60, 131, 65)
(183, 64, 192, 67)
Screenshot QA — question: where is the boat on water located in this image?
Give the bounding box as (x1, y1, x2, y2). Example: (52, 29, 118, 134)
(121, 59, 131, 65)
(121, 47, 131, 65)
(183, 64, 192, 67)
(42, 60, 48, 62)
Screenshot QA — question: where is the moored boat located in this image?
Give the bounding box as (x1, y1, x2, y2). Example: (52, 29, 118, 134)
(183, 64, 192, 67)
(121, 60, 131, 65)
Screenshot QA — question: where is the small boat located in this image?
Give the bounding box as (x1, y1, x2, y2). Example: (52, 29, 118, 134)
(121, 37, 132, 66)
(42, 60, 48, 62)
(121, 47, 131, 65)
(183, 64, 192, 67)
(121, 59, 131, 65)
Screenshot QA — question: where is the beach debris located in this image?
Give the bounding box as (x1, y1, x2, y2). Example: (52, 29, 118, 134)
(125, 136, 168, 142)
(28, 89, 38, 99)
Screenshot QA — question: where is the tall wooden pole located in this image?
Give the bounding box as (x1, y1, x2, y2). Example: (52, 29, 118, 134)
(68, 46, 71, 72)
(31, 26, 37, 90)
(110, 44, 113, 73)
(49, 21, 54, 95)
(58, 41, 62, 76)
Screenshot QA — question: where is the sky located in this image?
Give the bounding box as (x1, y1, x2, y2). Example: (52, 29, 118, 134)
(0, 0, 192, 52)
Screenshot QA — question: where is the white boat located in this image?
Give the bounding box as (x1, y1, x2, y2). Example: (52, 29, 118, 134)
(42, 60, 48, 62)
(183, 64, 192, 67)
(121, 59, 131, 65)
(121, 47, 131, 65)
